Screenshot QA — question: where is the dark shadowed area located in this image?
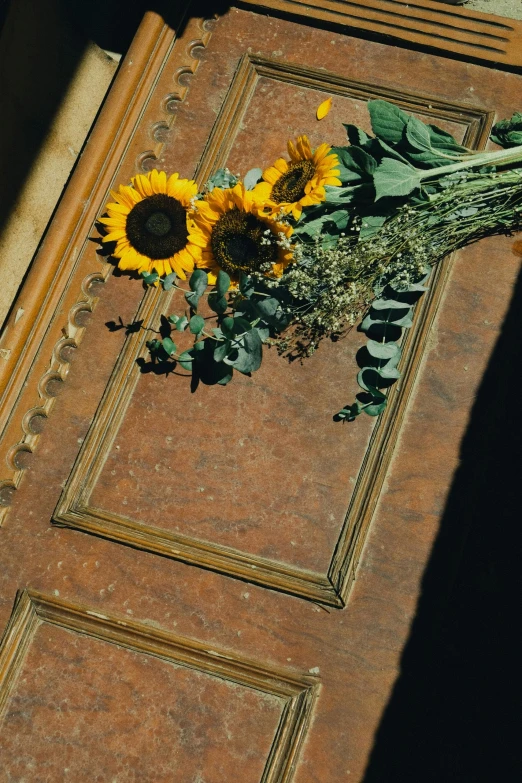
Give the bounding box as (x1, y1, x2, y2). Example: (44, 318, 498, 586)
(364, 251, 522, 782)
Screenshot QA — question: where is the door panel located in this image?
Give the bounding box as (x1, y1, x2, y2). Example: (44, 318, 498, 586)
(1, 4, 521, 781)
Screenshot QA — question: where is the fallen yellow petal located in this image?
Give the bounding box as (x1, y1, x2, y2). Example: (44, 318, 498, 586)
(316, 97, 332, 120)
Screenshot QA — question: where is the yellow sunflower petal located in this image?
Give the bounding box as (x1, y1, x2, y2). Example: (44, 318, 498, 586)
(262, 166, 283, 185)
(274, 158, 289, 174)
(103, 229, 128, 242)
(316, 97, 332, 120)
(99, 215, 127, 229)
(292, 203, 303, 220)
(166, 173, 180, 196)
(150, 169, 166, 194)
(296, 135, 312, 160)
(287, 139, 300, 162)
(132, 174, 154, 198)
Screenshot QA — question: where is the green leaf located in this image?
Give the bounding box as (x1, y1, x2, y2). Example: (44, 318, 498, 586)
(323, 184, 359, 205)
(189, 315, 205, 335)
(328, 210, 350, 230)
(405, 115, 432, 152)
(206, 168, 238, 191)
(373, 159, 421, 201)
(239, 273, 255, 298)
(214, 341, 230, 362)
(193, 340, 205, 352)
(217, 368, 234, 385)
(162, 337, 177, 356)
(361, 308, 413, 330)
(244, 167, 263, 190)
(363, 399, 387, 417)
(372, 298, 414, 310)
(208, 292, 228, 315)
(232, 316, 252, 334)
(357, 366, 400, 391)
(178, 350, 194, 371)
(226, 328, 263, 374)
(342, 124, 370, 146)
(221, 317, 235, 338)
(216, 270, 231, 296)
(185, 291, 199, 309)
(350, 146, 378, 174)
(141, 271, 159, 285)
(427, 123, 468, 153)
(185, 270, 208, 308)
(168, 314, 179, 324)
(162, 272, 177, 291)
(175, 315, 189, 331)
(366, 340, 401, 360)
(189, 269, 208, 297)
(368, 100, 410, 145)
(359, 215, 387, 239)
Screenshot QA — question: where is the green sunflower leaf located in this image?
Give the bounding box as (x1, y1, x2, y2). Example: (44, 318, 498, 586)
(342, 124, 371, 147)
(244, 167, 263, 190)
(216, 270, 231, 296)
(359, 215, 387, 239)
(368, 100, 410, 145)
(405, 115, 432, 152)
(427, 123, 468, 153)
(189, 315, 205, 335)
(162, 337, 177, 356)
(373, 159, 422, 201)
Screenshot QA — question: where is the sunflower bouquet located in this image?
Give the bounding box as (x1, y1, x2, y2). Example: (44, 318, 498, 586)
(101, 101, 522, 420)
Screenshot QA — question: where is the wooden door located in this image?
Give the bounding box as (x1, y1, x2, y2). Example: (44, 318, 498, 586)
(1, 3, 521, 780)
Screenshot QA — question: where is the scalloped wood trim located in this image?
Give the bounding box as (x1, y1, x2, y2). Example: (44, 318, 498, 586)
(0, 13, 214, 521)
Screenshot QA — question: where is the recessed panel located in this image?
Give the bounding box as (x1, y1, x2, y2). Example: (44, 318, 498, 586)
(54, 10, 493, 604)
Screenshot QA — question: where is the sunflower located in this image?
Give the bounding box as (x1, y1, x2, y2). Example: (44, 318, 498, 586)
(192, 182, 293, 285)
(256, 135, 341, 221)
(99, 169, 207, 279)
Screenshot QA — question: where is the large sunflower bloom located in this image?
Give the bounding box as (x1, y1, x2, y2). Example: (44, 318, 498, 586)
(192, 182, 293, 285)
(256, 135, 341, 221)
(99, 169, 206, 279)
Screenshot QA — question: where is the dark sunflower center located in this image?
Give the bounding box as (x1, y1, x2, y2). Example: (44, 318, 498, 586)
(126, 193, 188, 259)
(145, 211, 172, 237)
(271, 159, 316, 204)
(211, 208, 279, 276)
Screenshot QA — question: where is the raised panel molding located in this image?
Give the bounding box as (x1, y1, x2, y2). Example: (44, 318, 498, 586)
(237, 0, 522, 68)
(0, 590, 318, 782)
(53, 55, 494, 607)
